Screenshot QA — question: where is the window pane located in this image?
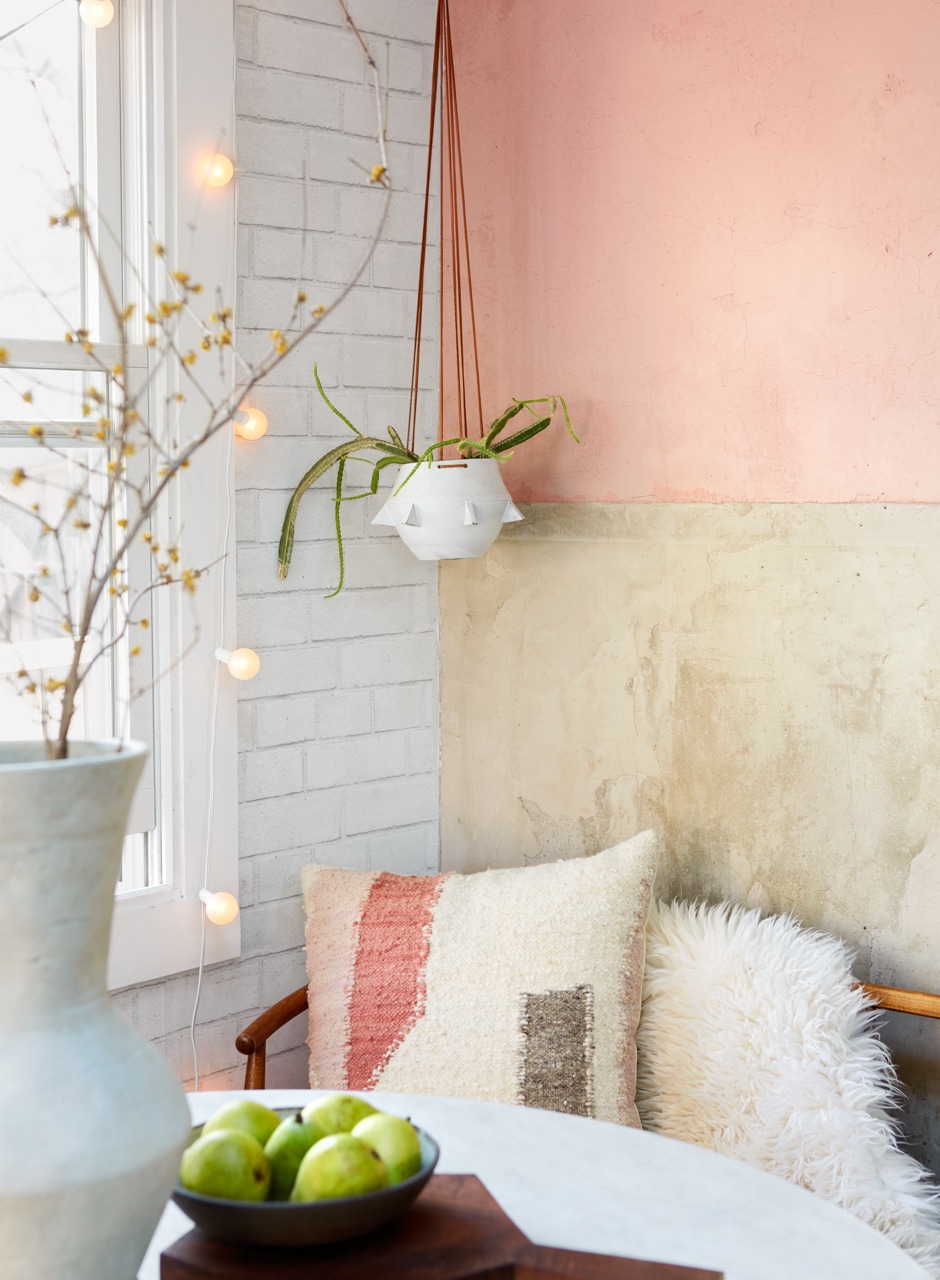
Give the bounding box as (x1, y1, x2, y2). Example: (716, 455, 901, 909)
(0, 424, 160, 888)
(115, 833, 153, 893)
(0, 365, 108, 432)
(0, 442, 112, 742)
(0, 1, 83, 340)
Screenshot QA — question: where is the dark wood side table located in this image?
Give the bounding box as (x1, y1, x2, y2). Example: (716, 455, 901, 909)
(161, 1174, 722, 1279)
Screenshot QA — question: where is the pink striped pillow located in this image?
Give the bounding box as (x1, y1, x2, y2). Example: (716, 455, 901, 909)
(300, 831, 659, 1127)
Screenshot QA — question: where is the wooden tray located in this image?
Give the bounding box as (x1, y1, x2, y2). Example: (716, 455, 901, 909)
(161, 1173, 722, 1279)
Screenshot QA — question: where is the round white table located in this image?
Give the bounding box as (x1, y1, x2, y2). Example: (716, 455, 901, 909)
(138, 1090, 929, 1280)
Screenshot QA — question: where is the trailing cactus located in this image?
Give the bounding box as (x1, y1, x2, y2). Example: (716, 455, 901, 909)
(278, 365, 577, 592)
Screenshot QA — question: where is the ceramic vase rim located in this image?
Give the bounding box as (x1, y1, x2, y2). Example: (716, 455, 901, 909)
(0, 738, 148, 773)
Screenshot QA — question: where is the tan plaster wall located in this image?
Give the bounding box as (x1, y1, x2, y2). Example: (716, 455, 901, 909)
(440, 502, 940, 1168)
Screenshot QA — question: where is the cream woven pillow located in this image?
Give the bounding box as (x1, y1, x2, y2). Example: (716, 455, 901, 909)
(301, 831, 659, 1127)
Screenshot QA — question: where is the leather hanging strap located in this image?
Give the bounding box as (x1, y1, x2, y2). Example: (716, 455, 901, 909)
(406, 0, 483, 455)
(406, 0, 442, 454)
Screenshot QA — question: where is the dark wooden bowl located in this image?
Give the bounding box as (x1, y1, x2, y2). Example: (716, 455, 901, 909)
(172, 1113, 440, 1247)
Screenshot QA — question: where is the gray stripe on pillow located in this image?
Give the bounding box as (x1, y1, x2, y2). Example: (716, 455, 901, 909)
(519, 984, 595, 1117)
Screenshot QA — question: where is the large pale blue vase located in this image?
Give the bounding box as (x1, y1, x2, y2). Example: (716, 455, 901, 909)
(0, 741, 191, 1280)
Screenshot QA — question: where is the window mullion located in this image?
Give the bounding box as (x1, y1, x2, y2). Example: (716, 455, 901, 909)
(119, 355, 158, 845)
(0, 338, 145, 372)
(82, 9, 125, 345)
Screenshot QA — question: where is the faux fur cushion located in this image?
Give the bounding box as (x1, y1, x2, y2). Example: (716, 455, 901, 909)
(636, 900, 940, 1275)
(300, 831, 659, 1127)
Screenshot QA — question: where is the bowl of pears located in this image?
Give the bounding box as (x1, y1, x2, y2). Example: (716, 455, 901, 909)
(173, 1093, 439, 1246)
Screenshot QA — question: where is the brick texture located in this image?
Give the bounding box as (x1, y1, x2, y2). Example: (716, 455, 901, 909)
(116, 0, 439, 1091)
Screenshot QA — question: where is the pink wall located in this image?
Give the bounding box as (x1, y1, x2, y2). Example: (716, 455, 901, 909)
(452, 0, 940, 503)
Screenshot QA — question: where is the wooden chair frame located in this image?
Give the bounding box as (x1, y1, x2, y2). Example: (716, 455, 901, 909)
(235, 985, 308, 1089)
(234, 981, 940, 1091)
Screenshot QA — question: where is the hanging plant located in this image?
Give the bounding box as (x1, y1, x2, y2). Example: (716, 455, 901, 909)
(278, 0, 578, 591)
(277, 369, 575, 589)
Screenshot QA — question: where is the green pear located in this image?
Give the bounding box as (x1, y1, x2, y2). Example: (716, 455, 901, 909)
(352, 1113, 422, 1185)
(201, 1099, 281, 1149)
(301, 1093, 379, 1135)
(180, 1129, 271, 1202)
(290, 1134, 389, 1202)
(263, 1111, 326, 1201)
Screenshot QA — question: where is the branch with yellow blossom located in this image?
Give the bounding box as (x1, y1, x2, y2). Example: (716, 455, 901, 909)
(0, 0, 391, 758)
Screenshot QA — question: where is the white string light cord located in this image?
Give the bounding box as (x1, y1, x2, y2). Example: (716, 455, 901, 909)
(188, 4, 239, 1093)
(187, 415, 234, 1094)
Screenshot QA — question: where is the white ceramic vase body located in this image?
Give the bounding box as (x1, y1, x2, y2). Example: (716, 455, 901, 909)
(0, 741, 191, 1280)
(372, 458, 523, 561)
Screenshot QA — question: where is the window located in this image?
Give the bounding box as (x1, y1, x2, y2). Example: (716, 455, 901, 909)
(0, 0, 239, 987)
(0, 7, 138, 760)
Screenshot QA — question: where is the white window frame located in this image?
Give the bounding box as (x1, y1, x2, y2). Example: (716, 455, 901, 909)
(0, 0, 239, 989)
(107, 0, 239, 988)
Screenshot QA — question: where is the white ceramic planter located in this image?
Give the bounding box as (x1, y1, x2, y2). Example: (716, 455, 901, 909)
(372, 457, 523, 561)
(0, 741, 191, 1280)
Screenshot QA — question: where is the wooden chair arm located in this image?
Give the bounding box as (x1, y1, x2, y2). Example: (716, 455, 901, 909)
(233, 979, 940, 1091)
(862, 983, 940, 1020)
(235, 985, 308, 1089)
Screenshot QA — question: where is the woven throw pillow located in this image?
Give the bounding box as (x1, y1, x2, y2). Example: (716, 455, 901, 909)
(636, 900, 940, 1276)
(300, 831, 659, 1127)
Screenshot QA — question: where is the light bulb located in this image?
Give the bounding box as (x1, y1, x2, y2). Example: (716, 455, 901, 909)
(199, 889, 239, 926)
(203, 153, 234, 187)
(79, 0, 114, 28)
(233, 407, 268, 440)
(215, 646, 260, 680)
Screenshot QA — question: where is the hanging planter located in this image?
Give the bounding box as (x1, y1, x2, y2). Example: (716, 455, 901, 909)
(373, 458, 523, 561)
(278, 0, 577, 590)
(278, 369, 571, 588)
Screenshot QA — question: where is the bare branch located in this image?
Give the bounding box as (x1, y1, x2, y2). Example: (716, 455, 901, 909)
(1, 2, 392, 757)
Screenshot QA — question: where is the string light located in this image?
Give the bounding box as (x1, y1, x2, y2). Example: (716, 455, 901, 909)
(190, 0, 240, 1098)
(79, 0, 114, 28)
(233, 407, 268, 440)
(215, 646, 260, 680)
(203, 154, 234, 187)
(198, 889, 239, 926)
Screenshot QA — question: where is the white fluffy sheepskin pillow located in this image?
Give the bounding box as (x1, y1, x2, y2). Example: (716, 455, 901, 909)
(636, 900, 940, 1276)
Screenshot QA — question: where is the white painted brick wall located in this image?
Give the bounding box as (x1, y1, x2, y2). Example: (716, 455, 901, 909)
(113, 0, 439, 1091)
